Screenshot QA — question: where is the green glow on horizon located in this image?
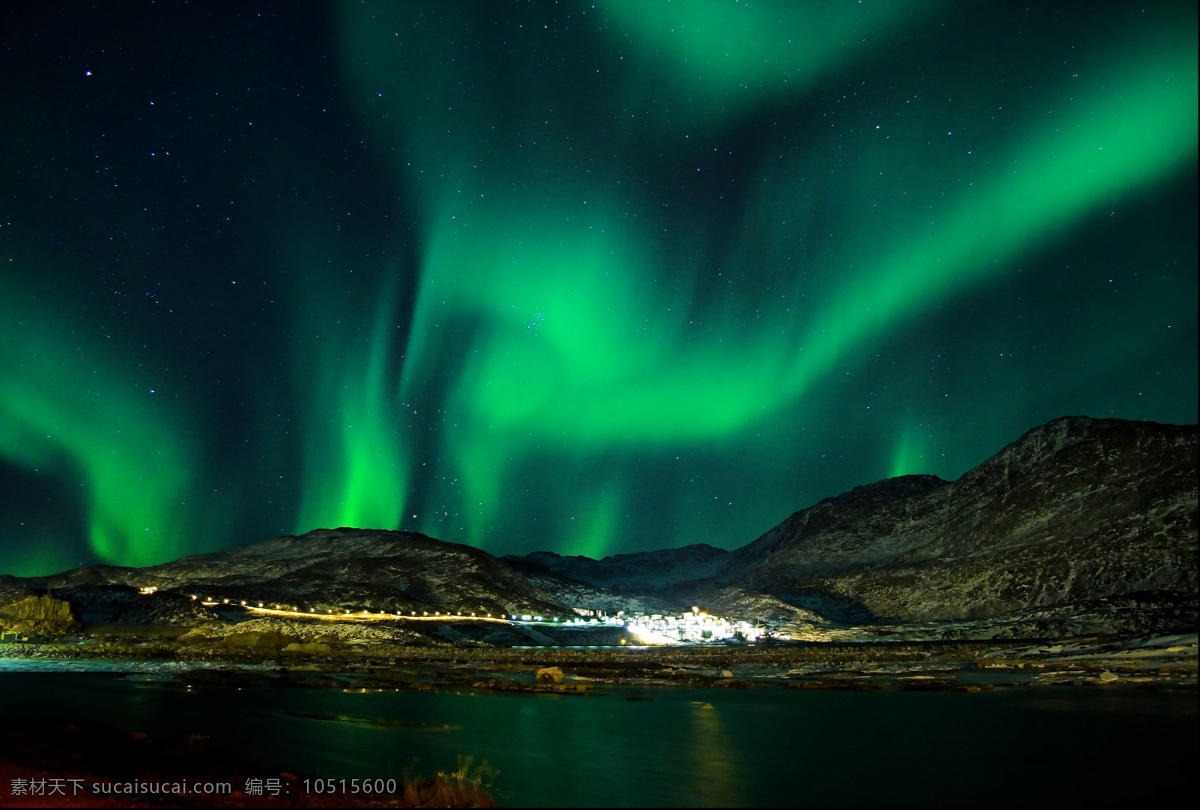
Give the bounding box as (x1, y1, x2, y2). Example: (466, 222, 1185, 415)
(0, 275, 198, 571)
(565, 486, 623, 560)
(292, 270, 409, 535)
(890, 429, 928, 479)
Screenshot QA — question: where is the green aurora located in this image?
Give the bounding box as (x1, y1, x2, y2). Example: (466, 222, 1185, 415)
(0, 1, 1196, 574)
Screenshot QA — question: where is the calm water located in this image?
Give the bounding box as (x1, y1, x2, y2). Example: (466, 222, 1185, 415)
(2, 670, 1195, 807)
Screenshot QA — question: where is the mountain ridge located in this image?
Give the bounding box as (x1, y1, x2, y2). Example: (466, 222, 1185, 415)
(1, 415, 1195, 640)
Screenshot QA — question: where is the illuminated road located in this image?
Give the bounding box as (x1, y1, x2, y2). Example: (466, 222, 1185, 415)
(192, 598, 573, 625)
(185, 595, 750, 642)
(234, 604, 511, 623)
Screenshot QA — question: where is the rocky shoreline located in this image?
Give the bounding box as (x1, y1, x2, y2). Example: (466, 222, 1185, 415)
(3, 633, 1195, 693)
(3, 633, 1194, 808)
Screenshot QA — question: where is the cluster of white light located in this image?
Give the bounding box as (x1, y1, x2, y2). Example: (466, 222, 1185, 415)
(624, 608, 762, 645)
(561, 615, 624, 627)
(159, 592, 759, 643)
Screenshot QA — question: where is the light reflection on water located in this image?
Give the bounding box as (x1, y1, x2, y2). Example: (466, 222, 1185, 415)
(689, 700, 739, 808)
(1, 671, 1195, 807)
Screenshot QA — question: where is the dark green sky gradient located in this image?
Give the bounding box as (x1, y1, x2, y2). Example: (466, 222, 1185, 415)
(0, 1, 1195, 574)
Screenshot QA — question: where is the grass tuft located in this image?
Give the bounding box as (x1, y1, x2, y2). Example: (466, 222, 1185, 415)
(402, 756, 497, 808)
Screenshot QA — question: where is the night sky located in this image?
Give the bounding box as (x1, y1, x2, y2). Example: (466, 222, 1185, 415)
(1, 1, 1196, 576)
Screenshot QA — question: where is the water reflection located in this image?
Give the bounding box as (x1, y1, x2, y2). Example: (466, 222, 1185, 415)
(0, 674, 1195, 807)
(687, 701, 740, 808)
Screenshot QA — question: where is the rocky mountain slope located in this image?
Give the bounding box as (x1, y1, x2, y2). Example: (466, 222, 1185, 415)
(1, 416, 1195, 640)
(724, 416, 1197, 627)
(1, 528, 570, 625)
(512, 416, 1197, 634)
(507, 544, 730, 593)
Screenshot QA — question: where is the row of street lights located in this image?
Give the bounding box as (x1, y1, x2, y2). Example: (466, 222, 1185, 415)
(182, 594, 572, 623)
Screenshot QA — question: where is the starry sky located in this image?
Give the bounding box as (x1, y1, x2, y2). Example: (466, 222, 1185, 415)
(1, 1, 1196, 576)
